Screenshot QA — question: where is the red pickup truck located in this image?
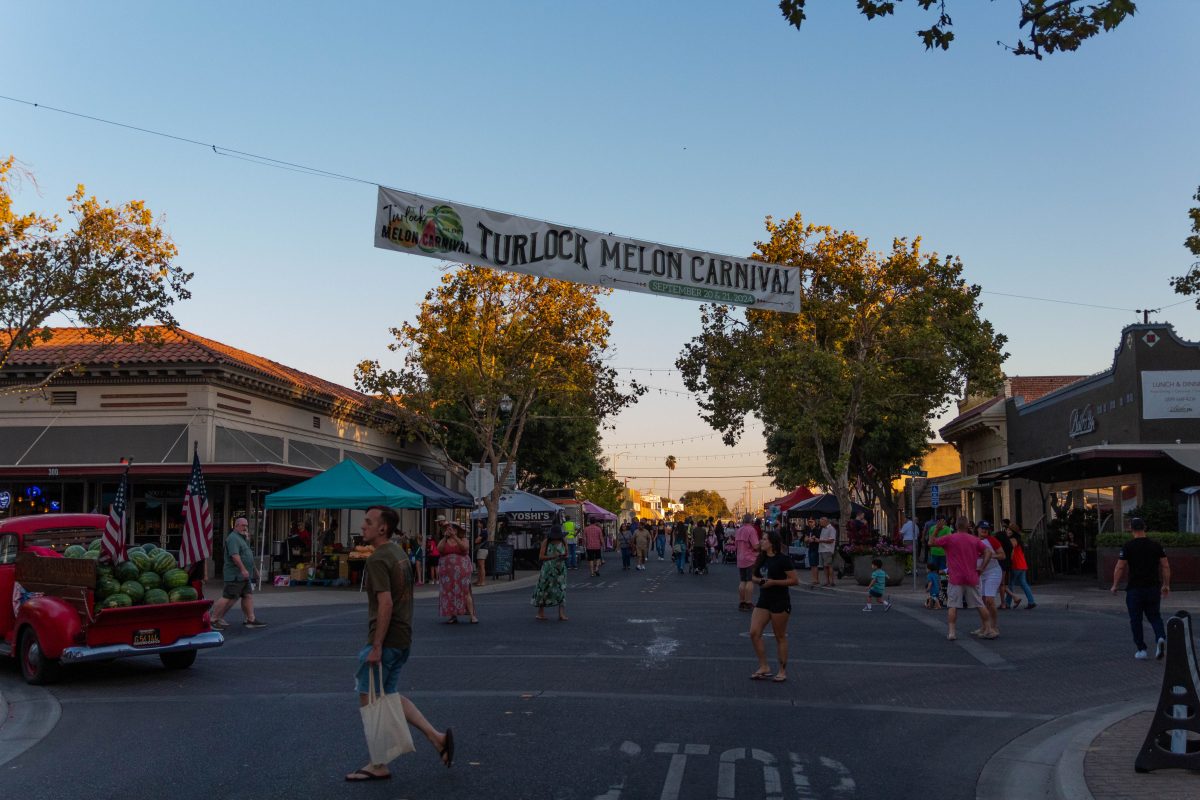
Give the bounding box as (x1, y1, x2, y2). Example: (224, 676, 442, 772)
(0, 513, 223, 684)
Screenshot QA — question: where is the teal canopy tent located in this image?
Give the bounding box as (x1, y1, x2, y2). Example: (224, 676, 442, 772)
(264, 459, 424, 510)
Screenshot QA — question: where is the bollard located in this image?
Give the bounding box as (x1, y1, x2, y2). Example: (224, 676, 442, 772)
(1134, 611, 1200, 772)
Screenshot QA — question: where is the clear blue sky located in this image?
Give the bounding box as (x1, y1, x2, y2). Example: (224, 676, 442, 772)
(4, 1, 1198, 509)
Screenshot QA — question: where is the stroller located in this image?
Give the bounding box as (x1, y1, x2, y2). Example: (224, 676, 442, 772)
(722, 538, 737, 564)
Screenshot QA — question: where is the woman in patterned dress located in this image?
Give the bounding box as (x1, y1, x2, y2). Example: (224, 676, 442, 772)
(532, 529, 568, 621)
(437, 520, 478, 624)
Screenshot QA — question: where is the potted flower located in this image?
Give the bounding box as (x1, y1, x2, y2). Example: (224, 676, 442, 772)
(841, 539, 907, 586)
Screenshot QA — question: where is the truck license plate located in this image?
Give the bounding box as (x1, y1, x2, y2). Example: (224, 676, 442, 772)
(132, 629, 160, 647)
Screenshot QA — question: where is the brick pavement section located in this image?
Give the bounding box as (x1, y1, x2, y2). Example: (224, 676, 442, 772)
(1085, 711, 1200, 799)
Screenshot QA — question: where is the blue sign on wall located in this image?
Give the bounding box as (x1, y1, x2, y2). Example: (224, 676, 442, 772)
(0, 491, 11, 510)
(930, 485, 940, 509)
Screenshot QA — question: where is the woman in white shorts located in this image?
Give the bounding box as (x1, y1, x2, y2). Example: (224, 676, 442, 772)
(975, 521, 1003, 639)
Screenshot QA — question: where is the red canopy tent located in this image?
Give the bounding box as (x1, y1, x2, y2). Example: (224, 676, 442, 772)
(769, 486, 816, 512)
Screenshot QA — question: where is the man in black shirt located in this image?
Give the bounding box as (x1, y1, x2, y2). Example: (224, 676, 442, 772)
(1109, 517, 1171, 660)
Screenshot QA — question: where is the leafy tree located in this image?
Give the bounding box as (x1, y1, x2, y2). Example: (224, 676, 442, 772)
(1168, 186, 1200, 304)
(509, 397, 607, 492)
(572, 470, 625, 517)
(679, 489, 731, 520)
(678, 213, 1006, 529)
(0, 155, 192, 385)
(356, 266, 642, 540)
(778, 0, 1137, 59)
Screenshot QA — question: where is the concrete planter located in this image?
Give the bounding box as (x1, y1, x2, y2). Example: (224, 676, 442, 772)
(853, 555, 904, 586)
(1098, 546, 1200, 590)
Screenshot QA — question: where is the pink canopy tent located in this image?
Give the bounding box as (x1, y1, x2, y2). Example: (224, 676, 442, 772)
(582, 500, 617, 521)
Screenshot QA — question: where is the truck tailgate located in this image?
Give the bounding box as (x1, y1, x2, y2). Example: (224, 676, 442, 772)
(87, 600, 214, 648)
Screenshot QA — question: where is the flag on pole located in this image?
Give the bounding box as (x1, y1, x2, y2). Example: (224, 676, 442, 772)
(102, 467, 129, 564)
(179, 447, 213, 569)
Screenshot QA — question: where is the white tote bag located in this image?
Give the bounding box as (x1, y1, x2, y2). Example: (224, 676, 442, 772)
(360, 665, 415, 764)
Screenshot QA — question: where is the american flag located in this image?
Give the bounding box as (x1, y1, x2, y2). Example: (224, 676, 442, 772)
(102, 468, 129, 564)
(179, 449, 213, 568)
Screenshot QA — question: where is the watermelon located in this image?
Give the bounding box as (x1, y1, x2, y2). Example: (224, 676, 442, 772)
(143, 588, 169, 605)
(152, 550, 177, 573)
(115, 561, 141, 582)
(142, 542, 158, 554)
(138, 571, 162, 590)
(119, 580, 145, 603)
(64, 544, 88, 559)
(129, 550, 151, 571)
(83, 549, 101, 560)
(162, 568, 190, 589)
(168, 586, 198, 603)
(88, 538, 103, 552)
(102, 593, 132, 608)
(97, 564, 114, 578)
(97, 576, 122, 598)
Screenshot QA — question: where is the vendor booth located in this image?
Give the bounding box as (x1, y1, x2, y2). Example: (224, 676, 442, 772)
(788, 493, 872, 520)
(263, 460, 423, 585)
(470, 490, 563, 568)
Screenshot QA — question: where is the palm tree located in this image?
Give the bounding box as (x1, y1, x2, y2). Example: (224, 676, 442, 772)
(665, 455, 677, 518)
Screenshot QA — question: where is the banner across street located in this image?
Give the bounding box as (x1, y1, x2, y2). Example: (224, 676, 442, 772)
(374, 187, 801, 313)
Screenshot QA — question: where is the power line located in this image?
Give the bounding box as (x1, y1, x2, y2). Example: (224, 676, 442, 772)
(618, 474, 770, 479)
(4, 93, 1191, 319)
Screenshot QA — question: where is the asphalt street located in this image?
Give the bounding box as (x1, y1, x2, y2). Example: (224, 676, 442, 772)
(0, 558, 1166, 800)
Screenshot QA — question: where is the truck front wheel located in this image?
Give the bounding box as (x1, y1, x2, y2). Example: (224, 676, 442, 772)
(19, 629, 61, 685)
(160, 650, 197, 670)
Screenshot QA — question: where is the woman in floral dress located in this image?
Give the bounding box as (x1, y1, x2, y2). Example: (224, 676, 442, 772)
(438, 520, 478, 624)
(532, 530, 568, 621)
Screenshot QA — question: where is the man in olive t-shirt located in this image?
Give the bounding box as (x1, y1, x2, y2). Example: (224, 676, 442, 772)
(346, 506, 453, 782)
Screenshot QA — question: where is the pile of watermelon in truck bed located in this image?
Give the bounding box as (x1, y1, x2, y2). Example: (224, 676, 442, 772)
(0, 513, 223, 684)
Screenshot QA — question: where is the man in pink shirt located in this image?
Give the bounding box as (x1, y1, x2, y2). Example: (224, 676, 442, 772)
(937, 517, 994, 641)
(735, 514, 761, 612)
(582, 520, 605, 578)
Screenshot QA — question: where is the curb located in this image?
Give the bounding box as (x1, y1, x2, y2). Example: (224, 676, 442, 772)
(0, 678, 62, 768)
(975, 700, 1152, 800)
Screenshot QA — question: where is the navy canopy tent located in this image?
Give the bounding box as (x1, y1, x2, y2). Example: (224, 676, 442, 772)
(373, 463, 442, 508)
(403, 467, 475, 509)
(788, 493, 871, 520)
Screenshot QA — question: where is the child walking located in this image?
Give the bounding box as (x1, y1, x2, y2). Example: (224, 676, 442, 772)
(863, 558, 892, 612)
(925, 566, 944, 609)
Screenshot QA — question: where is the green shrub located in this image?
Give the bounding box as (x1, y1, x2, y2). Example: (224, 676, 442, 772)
(1097, 531, 1200, 548)
(1128, 500, 1177, 532)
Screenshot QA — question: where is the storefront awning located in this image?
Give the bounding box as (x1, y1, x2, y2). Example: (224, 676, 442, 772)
(978, 444, 1200, 484)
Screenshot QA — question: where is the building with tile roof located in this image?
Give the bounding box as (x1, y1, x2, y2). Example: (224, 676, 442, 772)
(938, 374, 1085, 532)
(0, 326, 455, 573)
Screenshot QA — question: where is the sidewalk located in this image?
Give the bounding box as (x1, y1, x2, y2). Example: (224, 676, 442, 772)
(835, 569, 1200, 615)
(202, 569, 540, 609)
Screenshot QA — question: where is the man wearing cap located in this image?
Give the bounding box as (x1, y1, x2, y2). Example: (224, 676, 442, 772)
(1110, 517, 1171, 660)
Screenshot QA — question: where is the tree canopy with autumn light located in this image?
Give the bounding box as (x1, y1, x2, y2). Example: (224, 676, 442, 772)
(778, 0, 1137, 59)
(356, 265, 642, 539)
(0, 156, 191, 387)
(677, 213, 1006, 530)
